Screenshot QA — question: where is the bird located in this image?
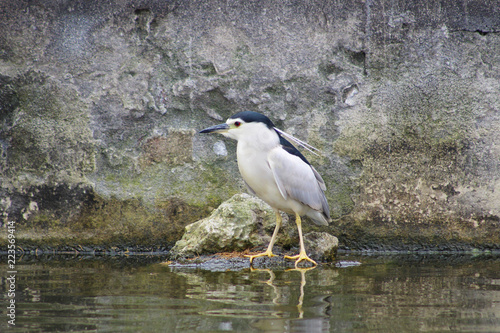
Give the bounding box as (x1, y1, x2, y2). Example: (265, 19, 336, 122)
(199, 111, 330, 267)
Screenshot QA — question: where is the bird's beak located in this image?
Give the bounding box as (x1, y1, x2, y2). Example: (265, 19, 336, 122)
(199, 123, 230, 134)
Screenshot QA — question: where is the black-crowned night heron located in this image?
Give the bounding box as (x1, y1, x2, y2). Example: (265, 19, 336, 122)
(200, 111, 330, 267)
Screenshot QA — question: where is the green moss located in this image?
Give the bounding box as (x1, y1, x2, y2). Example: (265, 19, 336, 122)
(28, 215, 62, 230)
(5, 70, 94, 180)
(329, 188, 355, 219)
(0, 191, 217, 250)
(16, 71, 66, 119)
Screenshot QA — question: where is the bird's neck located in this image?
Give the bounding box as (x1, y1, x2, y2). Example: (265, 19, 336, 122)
(236, 128, 280, 153)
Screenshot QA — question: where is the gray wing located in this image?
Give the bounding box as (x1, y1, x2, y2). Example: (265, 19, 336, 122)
(268, 147, 329, 217)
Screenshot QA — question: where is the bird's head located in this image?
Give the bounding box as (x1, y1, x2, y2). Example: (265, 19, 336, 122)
(199, 111, 276, 141)
(200, 111, 321, 158)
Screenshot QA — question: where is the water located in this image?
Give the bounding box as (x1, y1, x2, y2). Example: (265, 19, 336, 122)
(1, 253, 499, 332)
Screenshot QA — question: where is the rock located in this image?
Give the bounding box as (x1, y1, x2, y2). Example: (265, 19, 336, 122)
(303, 232, 339, 262)
(171, 194, 275, 257)
(171, 194, 339, 263)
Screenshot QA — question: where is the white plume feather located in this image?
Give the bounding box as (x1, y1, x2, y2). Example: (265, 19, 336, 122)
(274, 127, 321, 157)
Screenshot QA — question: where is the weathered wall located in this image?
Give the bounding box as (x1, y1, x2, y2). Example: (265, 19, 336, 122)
(0, 0, 499, 251)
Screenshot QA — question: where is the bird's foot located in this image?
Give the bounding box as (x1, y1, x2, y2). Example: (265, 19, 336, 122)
(245, 250, 276, 265)
(284, 251, 317, 268)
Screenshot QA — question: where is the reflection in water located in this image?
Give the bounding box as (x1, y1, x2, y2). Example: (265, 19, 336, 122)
(291, 267, 313, 319)
(176, 265, 334, 332)
(0, 254, 499, 332)
(250, 267, 317, 319)
(249, 266, 331, 332)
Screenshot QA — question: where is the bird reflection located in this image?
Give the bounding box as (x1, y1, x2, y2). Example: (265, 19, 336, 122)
(250, 266, 315, 319)
(249, 266, 332, 332)
(287, 267, 315, 319)
(251, 267, 282, 308)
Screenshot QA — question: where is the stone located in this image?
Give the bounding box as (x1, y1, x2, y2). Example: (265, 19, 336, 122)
(171, 194, 276, 257)
(303, 232, 339, 262)
(171, 194, 339, 263)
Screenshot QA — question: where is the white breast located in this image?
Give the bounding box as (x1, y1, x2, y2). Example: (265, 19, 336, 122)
(236, 131, 303, 214)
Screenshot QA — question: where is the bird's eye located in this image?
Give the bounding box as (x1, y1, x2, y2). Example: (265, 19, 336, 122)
(234, 121, 241, 127)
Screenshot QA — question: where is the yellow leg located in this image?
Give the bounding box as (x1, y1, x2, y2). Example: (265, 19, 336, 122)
(284, 214, 317, 268)
(245, 211, 282, 264)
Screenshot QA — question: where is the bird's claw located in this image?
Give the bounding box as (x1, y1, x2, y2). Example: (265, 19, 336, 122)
(245, 250, 276, 264)
(284, 251, 317, 268)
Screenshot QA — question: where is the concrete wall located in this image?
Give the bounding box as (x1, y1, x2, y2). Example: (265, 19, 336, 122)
(0, 0, 499, 251)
